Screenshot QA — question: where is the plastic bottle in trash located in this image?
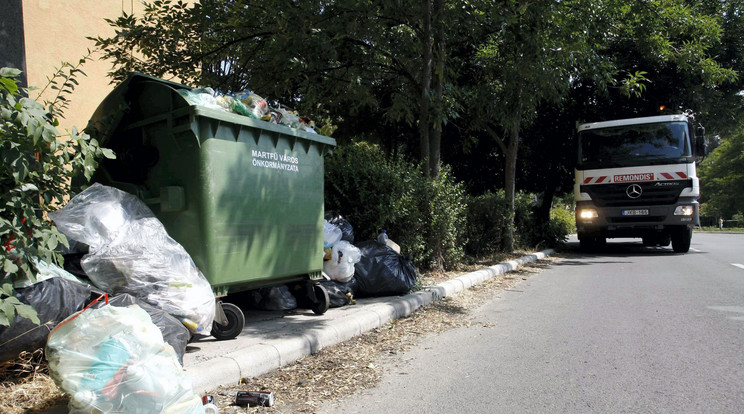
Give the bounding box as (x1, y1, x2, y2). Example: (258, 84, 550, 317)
(121, 364, 165, 412)
(70, 390, 97, 412)
(377, 230, 388, 244)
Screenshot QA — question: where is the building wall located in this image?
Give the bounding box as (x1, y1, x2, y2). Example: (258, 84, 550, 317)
(20, 0, 147, 135)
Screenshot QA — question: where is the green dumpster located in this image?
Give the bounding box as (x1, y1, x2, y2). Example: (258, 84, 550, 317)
(86, 73, 336, 339)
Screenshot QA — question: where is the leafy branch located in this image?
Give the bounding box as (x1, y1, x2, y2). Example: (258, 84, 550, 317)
(0, 66, 115, 327)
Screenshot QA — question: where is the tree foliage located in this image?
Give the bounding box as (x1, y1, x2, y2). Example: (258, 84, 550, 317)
(0, 67, 114, 326)
(89, 0, 744, 253)
(698, 129, 744, 219)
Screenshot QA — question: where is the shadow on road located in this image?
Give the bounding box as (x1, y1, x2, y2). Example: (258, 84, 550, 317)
(557, 239, 702, 262)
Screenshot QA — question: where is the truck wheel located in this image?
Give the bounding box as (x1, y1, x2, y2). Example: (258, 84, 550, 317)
(211, 302, 245, 340)
(659, 234, 671, 247)
(671, 228, 692, 253)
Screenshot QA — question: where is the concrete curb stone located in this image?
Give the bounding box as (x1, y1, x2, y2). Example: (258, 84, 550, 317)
(187, 248, 554, 394)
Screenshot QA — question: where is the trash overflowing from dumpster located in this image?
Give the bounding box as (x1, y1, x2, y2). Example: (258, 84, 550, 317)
(45, 295, 205, 414)
(49, 183, 216, 335)
(176, 87, 319, 134)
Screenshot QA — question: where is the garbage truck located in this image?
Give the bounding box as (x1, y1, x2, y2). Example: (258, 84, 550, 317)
(574, 114, 706, 253)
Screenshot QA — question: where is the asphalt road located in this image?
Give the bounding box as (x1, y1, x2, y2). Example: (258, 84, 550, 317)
(319, 232, 744, 413)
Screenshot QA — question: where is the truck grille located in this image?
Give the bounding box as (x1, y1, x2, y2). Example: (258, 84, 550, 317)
(581, 179, 690, 207)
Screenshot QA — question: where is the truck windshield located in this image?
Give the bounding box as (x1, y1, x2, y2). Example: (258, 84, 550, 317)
(578, 121, 692, 169)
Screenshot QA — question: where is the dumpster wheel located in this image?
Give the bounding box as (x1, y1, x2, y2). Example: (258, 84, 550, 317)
(212, 302, 245, 340)
(311, 284, 330, 315)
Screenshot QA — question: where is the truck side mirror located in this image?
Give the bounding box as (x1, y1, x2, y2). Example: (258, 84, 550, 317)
(695, 125, 707, 157)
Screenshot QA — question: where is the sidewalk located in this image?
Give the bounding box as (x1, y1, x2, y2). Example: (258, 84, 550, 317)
(184, 249, 554, 395)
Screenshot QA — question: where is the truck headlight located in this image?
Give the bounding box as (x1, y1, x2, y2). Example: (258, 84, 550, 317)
(674, 206, 694, 216)
(578, 209, 598, 220)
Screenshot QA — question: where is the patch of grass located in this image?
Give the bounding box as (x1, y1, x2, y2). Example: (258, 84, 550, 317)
(699, 227, 744, 232)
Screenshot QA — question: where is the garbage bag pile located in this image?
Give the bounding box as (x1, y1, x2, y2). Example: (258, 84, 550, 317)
(321, 212, 418, 304)
(49, 183, 216, 335)
(241, 213, 419, 312)
(177, 88, 320, 134)
(45, 300, 205, 414)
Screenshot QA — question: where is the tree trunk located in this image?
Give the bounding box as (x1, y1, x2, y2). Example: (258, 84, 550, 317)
(504, 118, 520, 252)
(429, 0, 445, 179)
(419, 0, 433, 177)
(536, 166, 557, 228)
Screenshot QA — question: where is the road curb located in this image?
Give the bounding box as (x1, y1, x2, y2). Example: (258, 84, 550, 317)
(188, 248, 555, 394)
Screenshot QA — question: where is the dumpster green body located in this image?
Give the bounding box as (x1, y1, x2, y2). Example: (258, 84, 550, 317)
(87, 74, 336, 297)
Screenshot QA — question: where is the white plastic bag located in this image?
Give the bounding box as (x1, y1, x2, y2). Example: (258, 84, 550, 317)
(50, 184, 216, 334)
(322, 241, 361, 283)
(46, 303, 205, 414)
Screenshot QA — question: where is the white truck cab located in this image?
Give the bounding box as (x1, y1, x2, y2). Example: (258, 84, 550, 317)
(574, 114, 706, 253)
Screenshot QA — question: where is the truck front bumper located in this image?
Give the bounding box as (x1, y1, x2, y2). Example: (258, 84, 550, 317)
(575, 199, 700, 238)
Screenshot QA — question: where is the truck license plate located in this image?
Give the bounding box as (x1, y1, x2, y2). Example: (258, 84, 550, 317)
(622, 209, 649, 216)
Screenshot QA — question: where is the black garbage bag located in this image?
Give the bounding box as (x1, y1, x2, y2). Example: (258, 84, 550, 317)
(91, 294, 191, 365)
(0, 278, 93, 362)
(319, 279, 358, 308)
(325, 211, 354, 243)
(246, 285, 297, 311)
(353, 240, 418, 297)
(62, 252, 88, 279)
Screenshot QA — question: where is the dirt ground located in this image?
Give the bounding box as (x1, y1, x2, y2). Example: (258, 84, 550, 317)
(0, 253, 558, 414)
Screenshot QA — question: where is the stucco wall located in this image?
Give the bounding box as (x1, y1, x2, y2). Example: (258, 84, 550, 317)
(22, 0, 146, 135)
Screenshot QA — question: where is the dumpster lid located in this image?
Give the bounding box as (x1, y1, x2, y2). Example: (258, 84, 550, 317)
(86, 72, 336, 148)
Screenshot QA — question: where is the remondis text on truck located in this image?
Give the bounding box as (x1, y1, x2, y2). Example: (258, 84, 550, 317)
(574, 114, 707, 253)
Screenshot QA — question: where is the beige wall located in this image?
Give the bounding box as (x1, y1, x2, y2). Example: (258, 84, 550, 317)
(22, 0, 146, 135)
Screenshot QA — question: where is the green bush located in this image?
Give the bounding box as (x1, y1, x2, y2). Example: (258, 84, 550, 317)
(325, 142, 572, 268)
(423, 167, 467, 270)
(324, 142, 466, 271)
(0, 67, 113, 327)
(465, 191, 573, 256)
(325, 142, 425, 261)
(545, 204, 575, 245)
(464, 190, 512, 257)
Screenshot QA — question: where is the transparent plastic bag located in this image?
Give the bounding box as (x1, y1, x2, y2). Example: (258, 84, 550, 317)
(50, 184, 216, 334)
(322, 241, 361, 283)
(241, 93, 270, 120)
(276, 107, 300, 128)
(324, 220, 343, 248)
(324, 211, 354, 243)
(46, 303, 205, 414)
(177, 88, 224, 112)
(49, 184, 153, 251)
